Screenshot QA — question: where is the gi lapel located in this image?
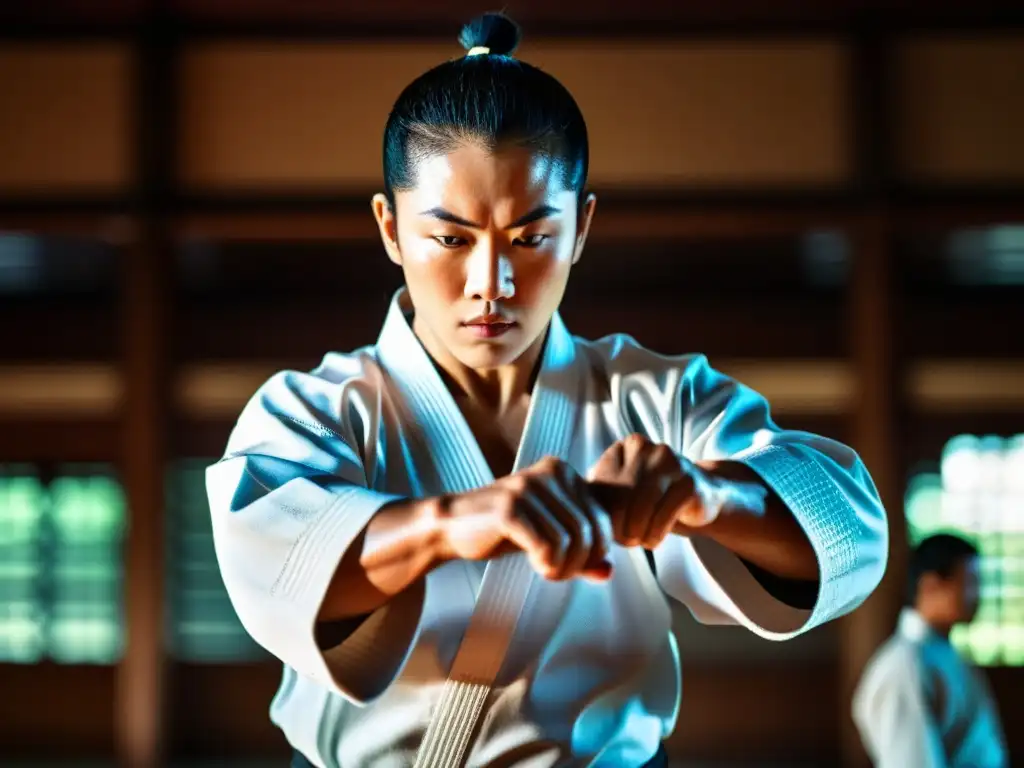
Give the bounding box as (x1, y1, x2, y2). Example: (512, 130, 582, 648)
(374, 290, 496, 496)
(374, 287, 582, 493)
(374, 289, 582, 768)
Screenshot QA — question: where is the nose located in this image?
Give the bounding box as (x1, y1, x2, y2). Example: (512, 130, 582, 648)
(464, 242, 514, 302)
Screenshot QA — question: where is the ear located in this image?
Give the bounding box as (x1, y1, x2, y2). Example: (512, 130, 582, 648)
(372, 193, 402, 266)
(572, 193, 597, 266)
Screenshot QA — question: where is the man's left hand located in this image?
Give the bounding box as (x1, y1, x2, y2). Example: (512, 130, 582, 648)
(586, 434, 723, 550)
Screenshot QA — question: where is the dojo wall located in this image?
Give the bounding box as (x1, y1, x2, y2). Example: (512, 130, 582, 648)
(2, 4, 1024, 766)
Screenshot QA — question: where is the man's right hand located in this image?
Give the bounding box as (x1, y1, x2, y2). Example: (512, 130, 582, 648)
(430, 456, 615, 582)
(320, 457, 616, 623)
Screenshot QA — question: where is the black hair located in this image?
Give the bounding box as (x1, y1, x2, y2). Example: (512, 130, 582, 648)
(382, 12, 589, 205)
(906, 533, 979, 605)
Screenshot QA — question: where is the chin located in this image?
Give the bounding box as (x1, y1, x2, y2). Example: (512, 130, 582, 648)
(456, 343, 525, 370)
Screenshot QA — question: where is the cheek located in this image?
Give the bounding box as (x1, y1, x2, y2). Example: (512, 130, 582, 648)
(515, 248, 574, 298)
(400, 246, 464, 297)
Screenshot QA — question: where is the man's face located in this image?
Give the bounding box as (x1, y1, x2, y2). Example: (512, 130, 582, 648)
(926, 554, 982, 626)
(373, 141, 594, 372)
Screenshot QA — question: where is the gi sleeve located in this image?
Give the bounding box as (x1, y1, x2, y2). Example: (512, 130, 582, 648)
(604, 343, 888, 640)
(205, 366, 423, 705)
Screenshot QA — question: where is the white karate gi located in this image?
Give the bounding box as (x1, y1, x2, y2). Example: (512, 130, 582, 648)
(853, 608, 1008, 768)
(206, 288, 888, 768)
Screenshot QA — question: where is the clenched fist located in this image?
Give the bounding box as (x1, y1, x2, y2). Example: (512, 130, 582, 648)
(587, 434, 723, 550)
(433, 456, 616, 582)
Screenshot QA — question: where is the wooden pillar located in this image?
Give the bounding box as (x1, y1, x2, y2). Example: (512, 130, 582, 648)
(115, 9, 175, 766)
(840, 212, 906, 767)
(117, 228, 169, 768)
(839, 22, 906, 765)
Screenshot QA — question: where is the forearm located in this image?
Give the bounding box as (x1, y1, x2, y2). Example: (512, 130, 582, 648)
(681, 460, 818, 581)
(318, 497, 445, 622)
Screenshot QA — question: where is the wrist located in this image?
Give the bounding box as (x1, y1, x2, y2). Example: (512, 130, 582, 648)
(359, 496, 450, 575)
(689, 460, 770, 532)
(411, 494, 457, 567)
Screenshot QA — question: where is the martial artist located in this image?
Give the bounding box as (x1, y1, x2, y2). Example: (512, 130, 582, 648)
(207, 12, 888, 768)
(853, 534, 1007, 768)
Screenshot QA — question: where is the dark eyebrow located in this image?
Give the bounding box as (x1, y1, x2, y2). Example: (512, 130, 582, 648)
(417, 205, 561, 230)
(418, 208, 481, 228)
(507, 205, 561, 229)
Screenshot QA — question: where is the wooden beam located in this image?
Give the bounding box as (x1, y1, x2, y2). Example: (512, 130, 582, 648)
(116, 233, 169, 768)
(3, 0, 1024, 38)
(908, 361, 1024, 411)
(849, 20, 892, 200)
(0, 420, 120, 462)
(902, 301, 1024, 359)
(904, 412, 1024, 462)
(0, 365, 121, 416)
(115, 12, 174, 765)
(176, 209, 375, 242)
(839, 23, 898, 762)
(9, 0, 1022, 36)
(895, 200, 1024, 229)
(840, 213, 903, 768)
(0, 213, 134, 239)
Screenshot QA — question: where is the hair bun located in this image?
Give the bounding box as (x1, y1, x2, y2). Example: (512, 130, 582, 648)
(458, 12, 522, 57)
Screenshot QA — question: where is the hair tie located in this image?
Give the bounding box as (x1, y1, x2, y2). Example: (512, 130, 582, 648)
(466, 46, 491, 57)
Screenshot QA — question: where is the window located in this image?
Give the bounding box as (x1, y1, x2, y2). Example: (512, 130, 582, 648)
(897, 223, 1024, 359)
(166, 459, 265, 661)
(175, 238, 397, 363)
(947, 225, 1024, 286)
(905, 434, 1024, 666)
(0, 465, 125, 664)
(0, 233, 121, 361)
(899, 224, 1024, 290)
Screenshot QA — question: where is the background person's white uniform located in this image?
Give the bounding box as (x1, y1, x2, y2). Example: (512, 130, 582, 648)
(853, 608, 1008, 768)
(207, 288, 888, 768)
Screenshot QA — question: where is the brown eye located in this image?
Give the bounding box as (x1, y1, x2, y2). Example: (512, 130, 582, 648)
(514, 234, 548, 248)
(434, 235, 466, 248)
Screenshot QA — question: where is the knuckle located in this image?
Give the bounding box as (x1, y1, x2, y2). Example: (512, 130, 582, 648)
(505, 475, 529, 495)
(539, 455, 562, 471)
(495, 496, 518, 524)
(651, 443, 675, 464)
(625, 433, 648, 450)
(532, 539, 553, 561)
(500, 484, 528, 509)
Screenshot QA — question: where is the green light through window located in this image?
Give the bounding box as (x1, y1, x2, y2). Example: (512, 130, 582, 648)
(0, 466, 124, 665)
(906, 434, 1024, 667)
(166, 459, 265, 662)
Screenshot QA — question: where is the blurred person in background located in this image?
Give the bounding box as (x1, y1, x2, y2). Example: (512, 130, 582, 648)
(853, 533, 1008, 768)
(207, 11, 889, 768)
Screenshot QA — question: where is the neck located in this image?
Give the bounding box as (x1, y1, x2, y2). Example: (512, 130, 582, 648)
(412, 317, 548, 414)
(912, 605, 954, 638)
